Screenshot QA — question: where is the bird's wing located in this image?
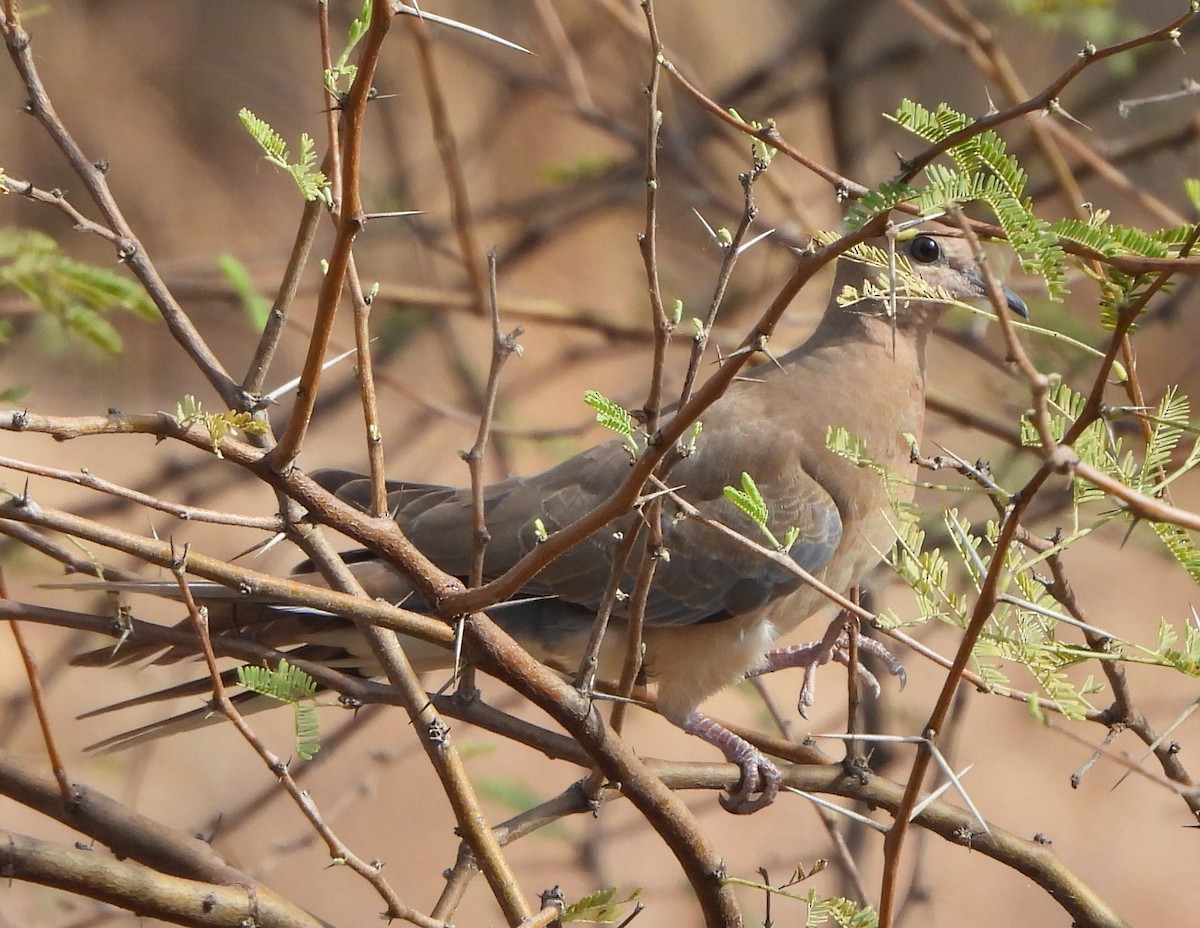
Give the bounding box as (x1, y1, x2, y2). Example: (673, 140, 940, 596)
(317, 398, 844, 628)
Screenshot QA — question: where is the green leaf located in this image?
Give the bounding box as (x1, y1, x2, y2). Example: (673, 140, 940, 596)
(176, 394, 271, 457)
(1185, 178, 1200, 213)
(1154, 616, 1200, 675)
(60, 305, 123, 353)
(844, 179, 919, 231)
(722, 472, 798, 552)
(236, 658, 318, 703)
(236, 658, 321, 759)
(723, 471, 768, 525)
(538, 154, 621, 183)
(478, 776, 542, 813)
(560, 886, 643, 924)
(886, 99, 1069, 301)
(1151, 522, 1200, 588)
(216, 253, 271, 331)
(584, 389, 639, 454)
(325, 0, 370, 95)
(238, 108, 329, 202)
(0, 227, 159, 353)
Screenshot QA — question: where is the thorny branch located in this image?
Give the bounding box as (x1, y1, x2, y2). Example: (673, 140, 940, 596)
(3, 3, 1200, 928)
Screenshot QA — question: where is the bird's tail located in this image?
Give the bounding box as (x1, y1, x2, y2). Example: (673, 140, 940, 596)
(10, 578, 590, 752)
(10, 580, 448, 751)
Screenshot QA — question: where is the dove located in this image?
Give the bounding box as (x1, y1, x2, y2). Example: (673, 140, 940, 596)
(65, 226, 1027, 811)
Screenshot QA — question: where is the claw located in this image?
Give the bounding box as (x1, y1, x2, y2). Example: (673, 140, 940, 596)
(720, 728, 781, 813)
(683, 711, 782, 813)
(798, 661, 819, 718)
(831, 647, 882, 698)
(719, 751, 781, 814)
(754, 622, 907, 716)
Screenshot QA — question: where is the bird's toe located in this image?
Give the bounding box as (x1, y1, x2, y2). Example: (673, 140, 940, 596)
(719, 752, 781, 814)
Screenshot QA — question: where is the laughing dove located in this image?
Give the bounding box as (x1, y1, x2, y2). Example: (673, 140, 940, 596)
(71, 227, 1027, 811)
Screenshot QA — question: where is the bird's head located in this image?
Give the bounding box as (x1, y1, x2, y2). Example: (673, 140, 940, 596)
(898, 228, 1029, 318)
(829, 226, 1029, 335)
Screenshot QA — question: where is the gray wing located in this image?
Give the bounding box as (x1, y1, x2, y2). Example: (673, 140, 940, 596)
(321, 424, 843, 627)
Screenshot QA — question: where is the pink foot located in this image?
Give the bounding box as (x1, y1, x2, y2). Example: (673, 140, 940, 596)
(755, 626, 905, 717)
(683, 711, 781, 813)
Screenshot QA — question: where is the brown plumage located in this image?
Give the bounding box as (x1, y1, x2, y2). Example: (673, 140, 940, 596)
(70, 227, 1027, 811)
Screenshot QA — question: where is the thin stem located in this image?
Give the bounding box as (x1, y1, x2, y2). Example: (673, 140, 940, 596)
(269, 0, 392, 466)
(404, 10, 488, 312)
(5, 575, 73, 804)
(168, 547, 444, 928)
(636, 0, 671, 433)
(465, 251, 523, 588)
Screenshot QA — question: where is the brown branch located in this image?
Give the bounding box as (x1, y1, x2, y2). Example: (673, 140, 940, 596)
(895, 7, 1199, 184)
(678, 156, 766, 407)
(240, 190, 325, 401)
(1, 176, 125, 247)
(403, 10, 488, 312)
(0, 454, 283, 531)
(286, 517, 533, 925)
(879, 211, 1061, 927)
(660, 7, 1200, 281)
(903, 0, 1187, 227)
(444, 225, 880, 617)
(465, 252, 523, 588)
(0, 520, 143, 582)
(701, 763, 1131, 928)
(5, 579, 72, 802)
(0, 493, 454, 649)
(1043, 553, 1198, 813)
(461, 610, 744, 928)
(348, 255, 390, 518)
(635, 0, 671, 433)
(268, 1, 393, 466)
(0, 749, 325, 925)
(0, 830, 328, 928)
(0, 599, 386, 706)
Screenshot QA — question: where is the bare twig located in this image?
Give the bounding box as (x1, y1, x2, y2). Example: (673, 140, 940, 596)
(635, 0, 672, 433)
(465, 252, 523, 587)
(0, 13, 239, 405)
(678, 158, 767, 407)
(4, 572, 73, 803)
(0, 455, 283, 531)
(268, 1, 393, 466)
(403, 11, 488, 312)
(168, 544, 443, 928)
(0, 831, 328, 928)
(443, 225, 881, 616)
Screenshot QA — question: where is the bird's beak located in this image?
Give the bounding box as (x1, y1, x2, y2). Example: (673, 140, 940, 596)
(964, 267, 1029, 319)
(1003, 286, 1029, 320)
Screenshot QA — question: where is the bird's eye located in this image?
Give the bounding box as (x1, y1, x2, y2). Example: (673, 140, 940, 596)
(909, 234, 941, 264)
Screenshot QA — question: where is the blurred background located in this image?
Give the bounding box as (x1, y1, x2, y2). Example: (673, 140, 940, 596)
(2, 1, 1199, 925)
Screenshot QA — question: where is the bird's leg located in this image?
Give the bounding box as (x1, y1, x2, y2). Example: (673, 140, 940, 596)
(753, 615, 906, 718)
(681, 710, 781, 813)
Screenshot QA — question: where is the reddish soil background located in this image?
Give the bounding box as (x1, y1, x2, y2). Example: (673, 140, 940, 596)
(3, 2, 1199, 926)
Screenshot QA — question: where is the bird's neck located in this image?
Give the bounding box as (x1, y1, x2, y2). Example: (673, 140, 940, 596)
(782, 301, 936, 391)
(773, 302, 934, 478)
(810, 296, 940, 347)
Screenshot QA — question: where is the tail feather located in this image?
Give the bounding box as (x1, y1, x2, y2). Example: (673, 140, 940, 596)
(83, 690, 278, 754)
(77, 666, 241, 719)
(53, 580, 360, 670)
(18, 582, 381, 749)
(36, 571, 605, 752)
